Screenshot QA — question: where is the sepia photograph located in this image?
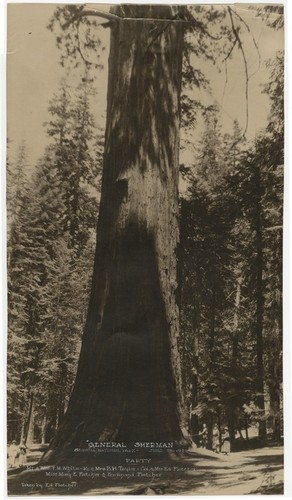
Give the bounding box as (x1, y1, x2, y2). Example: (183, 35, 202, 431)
(6, 2, 284, 496)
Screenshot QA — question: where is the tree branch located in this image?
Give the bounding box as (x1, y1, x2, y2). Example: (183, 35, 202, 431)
(62, 5, 223, 40)
(223, 37, 237, 62)
(264, 225, 282, 231)
(222, 36, 237, 100)
(76, 22, 92, 67)
(222, 59, 228, 100)
(182, 9, 222, 40)
(228, 6, 249, 138)
(62, 8, 120, 30)
(78, 8, 120, 21)
(229, 7, 261, 78)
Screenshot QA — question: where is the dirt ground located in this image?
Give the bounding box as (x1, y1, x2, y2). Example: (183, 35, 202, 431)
(7, 445, 283, 496)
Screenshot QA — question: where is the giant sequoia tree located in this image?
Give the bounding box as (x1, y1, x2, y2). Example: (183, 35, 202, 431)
(41, 4, 279, 463)
(43, 5, 187, 462)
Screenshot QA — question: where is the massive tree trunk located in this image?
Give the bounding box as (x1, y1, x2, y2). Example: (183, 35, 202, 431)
(43, 5, 185, 463)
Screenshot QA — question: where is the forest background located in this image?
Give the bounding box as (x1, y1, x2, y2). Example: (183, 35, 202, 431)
(1, 0, 291, 492)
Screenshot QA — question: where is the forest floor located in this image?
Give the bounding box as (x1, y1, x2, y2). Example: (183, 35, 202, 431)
(7, 445, 283, 496)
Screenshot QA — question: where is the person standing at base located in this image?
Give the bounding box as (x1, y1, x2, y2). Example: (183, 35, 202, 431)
(221, 427, 231, 455)
(199, 423, 208, 448)
(18, 442, 27, 466)
(212, 424, 220, 453)
(8, 440, 19, 468)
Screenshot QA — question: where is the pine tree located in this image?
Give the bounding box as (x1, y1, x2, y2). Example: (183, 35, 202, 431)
(46, 76, 99, 254)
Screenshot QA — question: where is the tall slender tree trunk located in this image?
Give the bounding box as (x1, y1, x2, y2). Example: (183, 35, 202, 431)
(43, 6, 186, 464)
(209, 287, 216, 356)
(232, 277, 242, 367)
(41, 414, 47, 445)
(178, 201, 200, 437)
(229, 276, 242, 446)
(57, 362, 67, 425)
(20, 418, 26, 445)
(254, 164, 266, 440)
(25, 393, 35, 447)
(268, 317, 282, 441)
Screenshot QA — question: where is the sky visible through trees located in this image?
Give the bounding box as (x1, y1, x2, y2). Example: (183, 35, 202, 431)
(7, 3, 283, 166)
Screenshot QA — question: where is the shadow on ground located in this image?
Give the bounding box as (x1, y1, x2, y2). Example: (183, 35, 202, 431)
(7, 446, 284, 496)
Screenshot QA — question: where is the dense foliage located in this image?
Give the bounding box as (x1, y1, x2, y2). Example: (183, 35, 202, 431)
(179, 52, 283, 445)
(7, 77, 102, 444)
